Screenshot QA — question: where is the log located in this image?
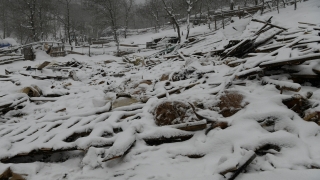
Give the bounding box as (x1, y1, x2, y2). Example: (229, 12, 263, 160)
(227, 59, 247, 67)
(228, 152, 257, 180)
(262, 77, 301, 92)
(275, 34, 301, 41)
(222, 38, 251, 59)
(314, 27, 320, 31)
(29, 97, 58, 102)
(0, 96, 28, 114)
(260, 53, 320, 68)
(102, 128, 136, 162)
(143, 134, 194, 146)
(313, 64, 320, 75)
(66, 51, 84, 55)
(251, 19, 288, 31)
(268, 37, 303, 57)
(280, 30, 305, 36)
(236, 67, 263, 79)
(37, 61, 51, 70)
(120, 43, 139, 47)
(256, 44, 285, 52)
(156, 82, 200, 99)
(169, 120, 207, 131)
(254, 29, 285, 48)
(254, 16, 273, 36)
(256, 26, 273, 36)
(298, 22, 317, 26)
(297, 38, 320, 45)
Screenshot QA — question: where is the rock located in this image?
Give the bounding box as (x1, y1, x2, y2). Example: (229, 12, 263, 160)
(21, 85, 42, 97)
(282, 94, 312, 117)
(160, 73, 170, 81)
(0, 168, 27, 180)
(92, 98, 109, 107)
(133, 80, 153, 89)
(112, 97, 139, 109)
(153, 101, 199, 126)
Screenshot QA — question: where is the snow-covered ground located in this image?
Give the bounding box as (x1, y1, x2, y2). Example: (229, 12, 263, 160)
(0, 1, 320, 179)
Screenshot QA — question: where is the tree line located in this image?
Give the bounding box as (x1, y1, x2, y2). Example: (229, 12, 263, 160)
(0, 0, 272, 45)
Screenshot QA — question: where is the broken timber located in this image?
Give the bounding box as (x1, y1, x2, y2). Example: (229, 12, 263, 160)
(228, 152, 257, 180)
(260, 53, 320, 68)
(262, 77, 301, 92)
(251, 19, 288, 31)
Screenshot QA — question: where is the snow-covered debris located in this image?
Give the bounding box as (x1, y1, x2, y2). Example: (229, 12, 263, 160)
(0, 0, 320, 179)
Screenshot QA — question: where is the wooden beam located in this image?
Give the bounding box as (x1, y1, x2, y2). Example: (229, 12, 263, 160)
(260, 53, 320, 68)
(251, 18, 288, 31)
(262, 77, 301, 92)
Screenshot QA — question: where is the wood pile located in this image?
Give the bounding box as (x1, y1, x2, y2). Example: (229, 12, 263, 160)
(0, 4, 319, 178)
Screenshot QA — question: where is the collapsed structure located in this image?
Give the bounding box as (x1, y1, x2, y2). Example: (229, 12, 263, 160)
(0, 1, 320, 179)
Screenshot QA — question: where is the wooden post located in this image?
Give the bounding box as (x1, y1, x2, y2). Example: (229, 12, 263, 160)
(238, 6, 241, 19)
(89, 46, 91, 57)
(222, 15, 225, 29)
(215, 16, 217, 30)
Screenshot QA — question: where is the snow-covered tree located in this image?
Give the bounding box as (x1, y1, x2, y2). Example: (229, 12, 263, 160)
(185, 0, 199, 39)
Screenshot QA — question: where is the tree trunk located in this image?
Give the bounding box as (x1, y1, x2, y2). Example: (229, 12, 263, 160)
(199, 0, 203, 24)
(230, 2, 234, 10)
(67, 1, 72, 45)
(173, 17, 181, 43)
(277, 0, 280, 14)
(261, 0, 264, 15)
(186, 10, 191, 39)
(294, 0, 297, 10)
(114, 29, 120, 55)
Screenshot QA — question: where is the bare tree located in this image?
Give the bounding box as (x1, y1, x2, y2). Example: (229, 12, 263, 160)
(185, 0, 199, 39)
(0, 0, 9, 39)
(204, 0, 214, 29)
(123, 0, 134, 38)
(91, 0, 122, 55)
(57, 0, 73, 45)
(145, 0, 162, 33)
(161, 0, 181, 43)
(230, 0, 234, 10)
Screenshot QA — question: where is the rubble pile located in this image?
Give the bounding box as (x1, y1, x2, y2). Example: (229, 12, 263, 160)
(0, 2, 320, 179)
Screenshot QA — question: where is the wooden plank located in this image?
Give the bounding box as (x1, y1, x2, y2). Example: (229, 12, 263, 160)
(254, 16, 273, 36)
(236, 67, 263, 79)
(169, 120, 207, 131)
(262, 77, 301, 92)
(260, 53, 320, 68)
(313, 65, 320, 75)
(143, 134, 194, 146)
(29, 97, 58, 102)
(251, 18, 288, 31)
(298, 22, 317, 26)
(37, 61, 51, 70)
(228, 152, 257, 180)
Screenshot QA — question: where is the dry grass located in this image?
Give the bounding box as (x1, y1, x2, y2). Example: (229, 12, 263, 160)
(218, 91, 246, 117)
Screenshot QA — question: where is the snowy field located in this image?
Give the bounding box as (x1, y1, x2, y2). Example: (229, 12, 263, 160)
(1, 1, 320, 180)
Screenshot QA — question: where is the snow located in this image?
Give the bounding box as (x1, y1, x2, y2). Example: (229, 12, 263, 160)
(1, 0, 320, 179)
